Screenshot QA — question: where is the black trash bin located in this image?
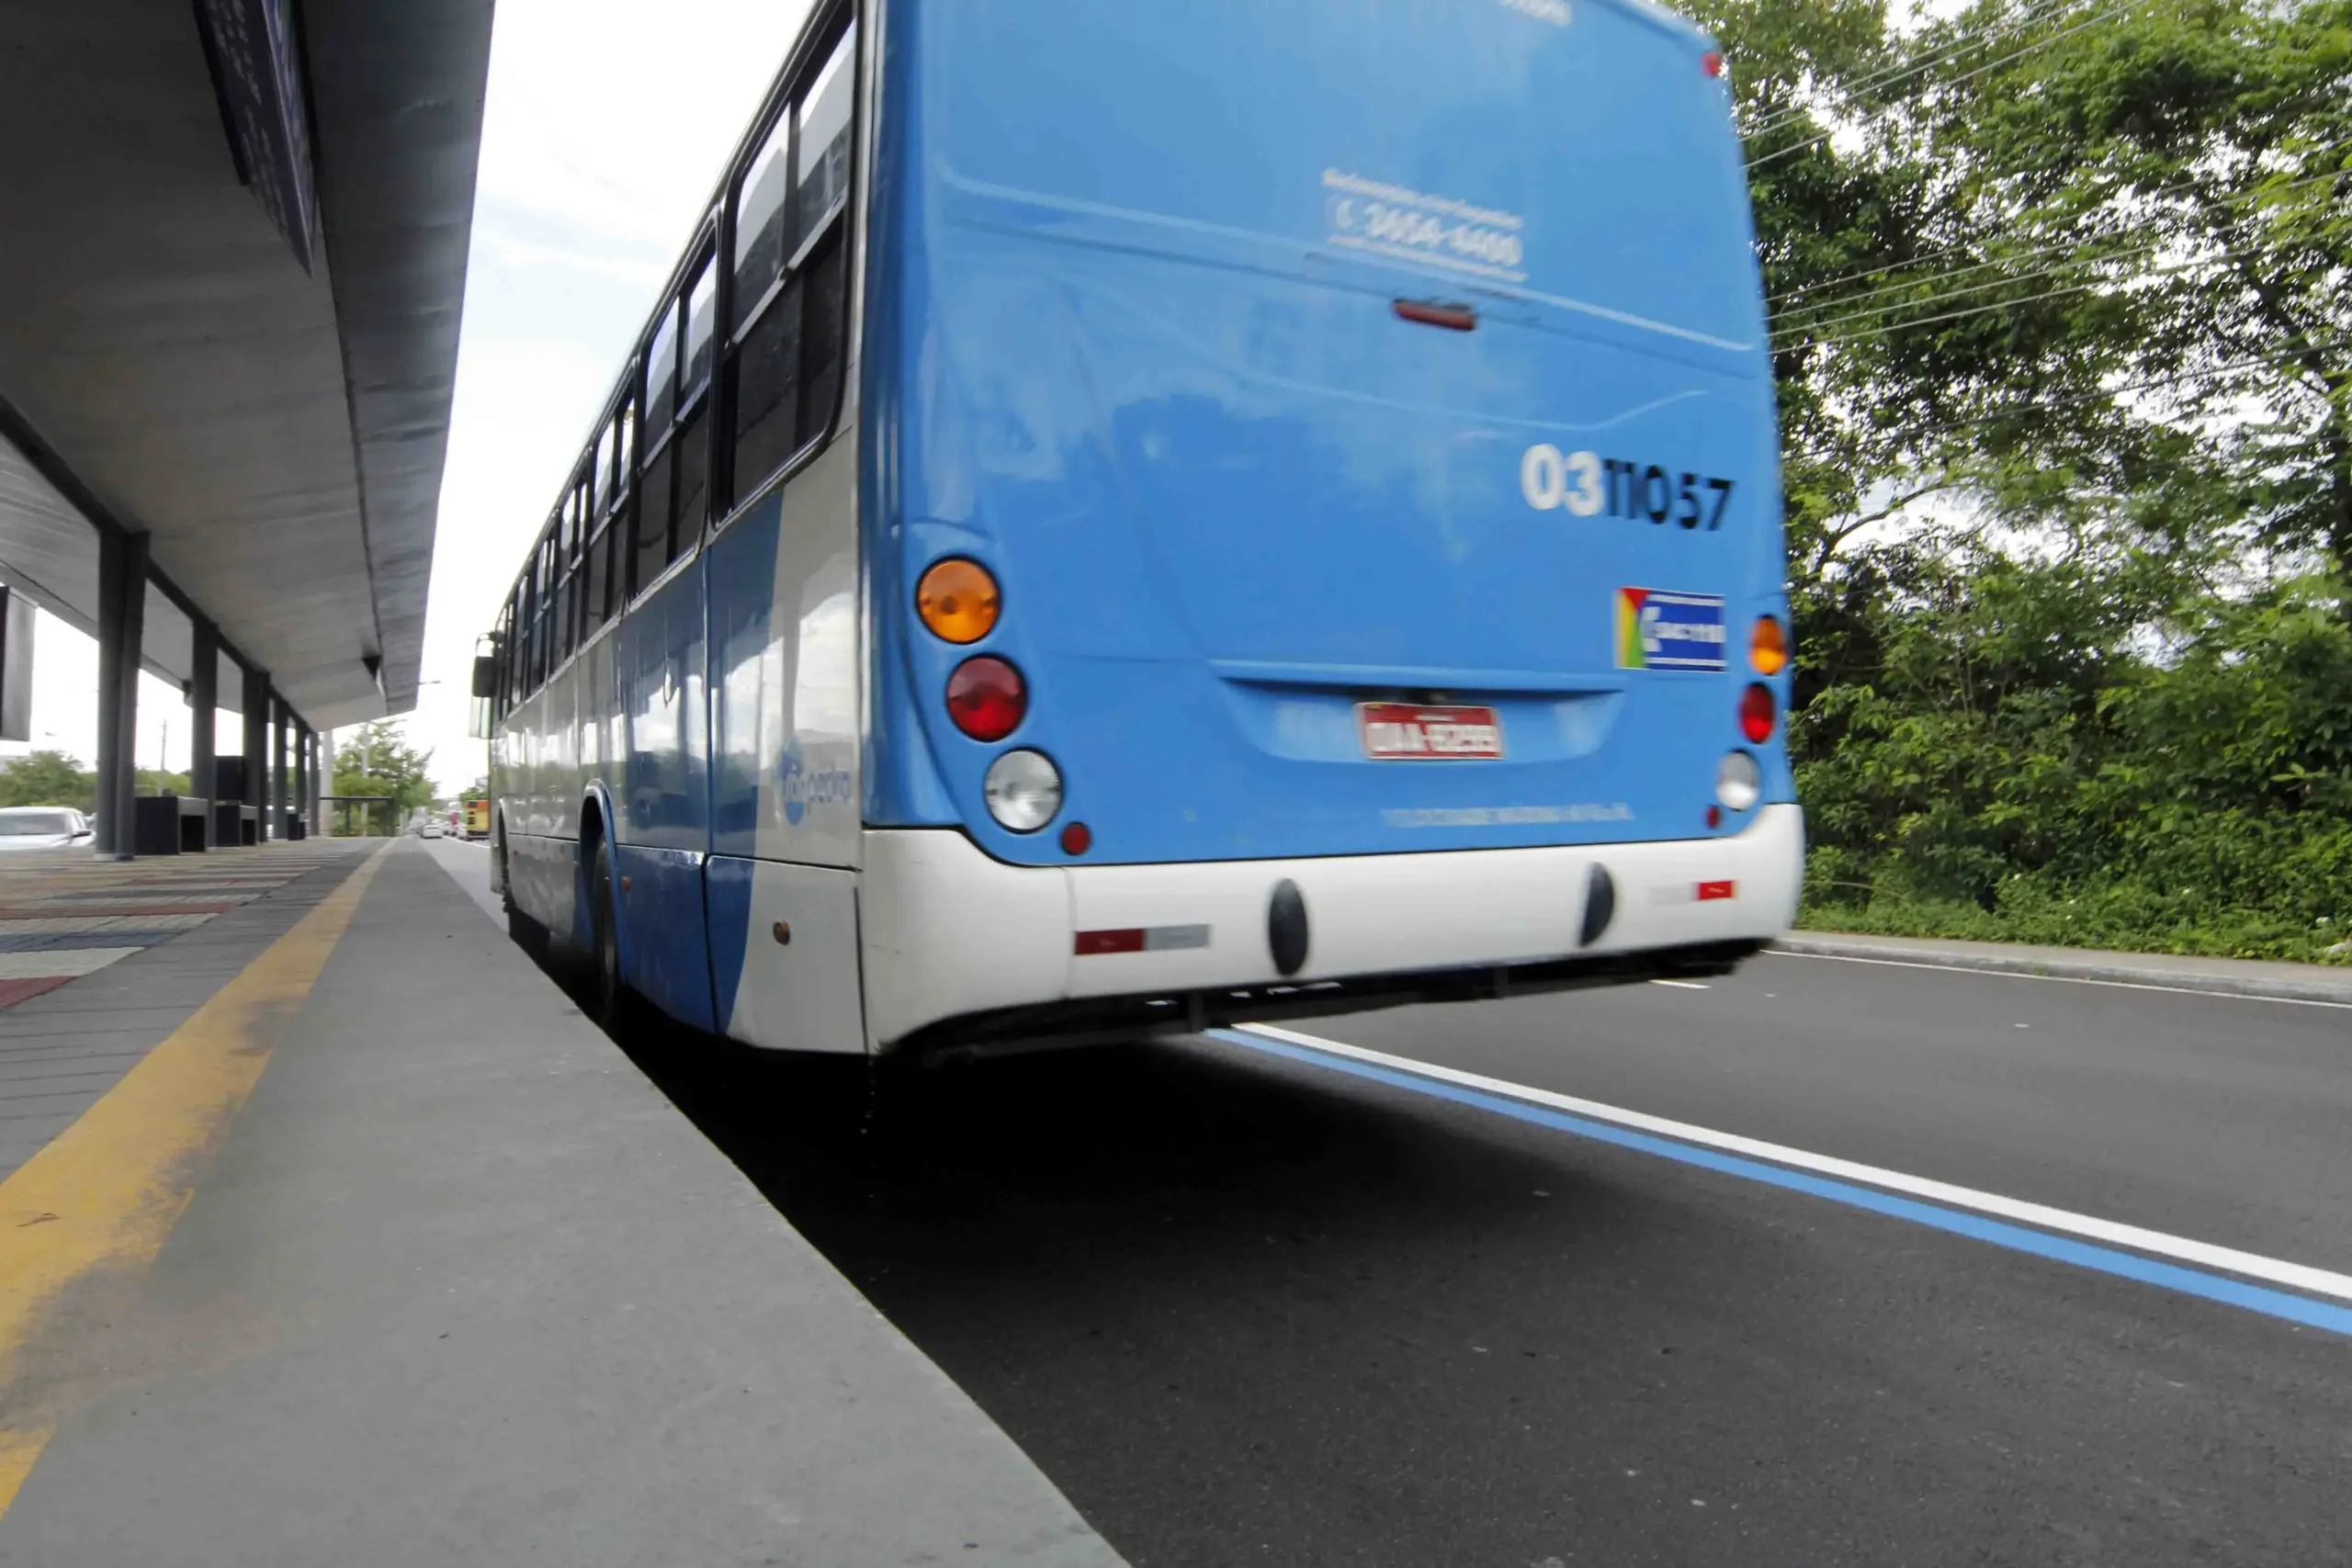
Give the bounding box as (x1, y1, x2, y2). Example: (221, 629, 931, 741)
(132, 794, 211, 855)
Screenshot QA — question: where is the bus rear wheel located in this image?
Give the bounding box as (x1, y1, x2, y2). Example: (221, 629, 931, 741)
(587, 835, 622, 1027)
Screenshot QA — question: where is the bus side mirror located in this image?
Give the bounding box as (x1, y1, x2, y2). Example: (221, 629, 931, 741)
(471, 655, 498, 698)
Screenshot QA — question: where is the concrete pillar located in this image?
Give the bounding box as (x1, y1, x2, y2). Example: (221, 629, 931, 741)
(270, 694, 289, 841)
(94, 527, 150, 858)
(296, 724, 315, 841)
(242, 664, 269, 841)
(187, 617, 219, 807)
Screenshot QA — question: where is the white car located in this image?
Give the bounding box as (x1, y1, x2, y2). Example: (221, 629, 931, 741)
(0, 807, 94, 852)
(417, 818, 446, 839)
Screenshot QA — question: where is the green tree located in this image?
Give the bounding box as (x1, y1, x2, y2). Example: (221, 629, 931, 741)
(332, 721, 436, 834)
(0, 750, 96, 812)
(1683, 0, 2352, 959)
(1733, 0, 2352, 593)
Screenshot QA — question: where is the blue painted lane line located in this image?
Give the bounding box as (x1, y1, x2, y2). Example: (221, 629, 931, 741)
(1211, 1028, 2352, 1338)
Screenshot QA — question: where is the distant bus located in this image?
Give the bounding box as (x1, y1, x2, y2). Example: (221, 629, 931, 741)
(463, 797, 491, 841)
(479, 0, 1801, 1056)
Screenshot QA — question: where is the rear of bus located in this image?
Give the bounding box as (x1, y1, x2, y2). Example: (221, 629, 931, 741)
(858, 0, 1800, 1050)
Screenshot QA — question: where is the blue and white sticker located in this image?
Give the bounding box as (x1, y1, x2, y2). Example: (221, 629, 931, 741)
(1616, 588, 1727, 671)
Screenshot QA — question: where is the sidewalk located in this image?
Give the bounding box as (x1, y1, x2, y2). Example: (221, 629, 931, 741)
(1776, 930, 2352, 1005)
(0, 840, 362, 1013)
(0, 841, 371, 1179)
(0, 841, 1124, 1566)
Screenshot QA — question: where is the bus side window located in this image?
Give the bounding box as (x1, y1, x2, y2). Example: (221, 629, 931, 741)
(726, 22, 854, 505)
(522, 543, 538, 694)
(673, 257, 717, 549)
(637, 303, 682, 596)
(613, 398, 639, 601)
(538, 532, 558, 683)
(511, 584, 527, 706)
(582, 508, 609, 641)
(583, 410, 617, 640)
(555, 494, 579, 666)
(502, 588, 521, 711)
(576, 478, 595, 635)
(531, 534, 554, 691)
(491, 604, 504, 716)
(593, 421, 616, 517)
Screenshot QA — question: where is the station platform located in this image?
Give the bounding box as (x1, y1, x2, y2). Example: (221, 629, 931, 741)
(0, 840, 1120, 1566)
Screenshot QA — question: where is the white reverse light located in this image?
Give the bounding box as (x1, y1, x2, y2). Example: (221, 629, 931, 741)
(1715, 750, 1760, 812)
(983, 749, 1063, 832)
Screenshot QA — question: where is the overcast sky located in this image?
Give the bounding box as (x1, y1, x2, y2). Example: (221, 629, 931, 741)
(6, 0, 813, 793)
(401, 0, 817, 793)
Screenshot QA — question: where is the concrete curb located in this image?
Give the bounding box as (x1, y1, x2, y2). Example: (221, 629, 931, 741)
(1770, 933, 2352, 1006)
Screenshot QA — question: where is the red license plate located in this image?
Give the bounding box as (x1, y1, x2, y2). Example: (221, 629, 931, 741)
(1357, 704, 1505, 761)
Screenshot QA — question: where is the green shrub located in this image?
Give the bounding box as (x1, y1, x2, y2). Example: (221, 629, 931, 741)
(1794, 558, 2352, 965)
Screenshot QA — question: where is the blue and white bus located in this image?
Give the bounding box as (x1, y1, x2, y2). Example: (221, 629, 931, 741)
(480, 0, 1803, 1057)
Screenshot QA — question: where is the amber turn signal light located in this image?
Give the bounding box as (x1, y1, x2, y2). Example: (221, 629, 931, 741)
(1749, 615, 1788, 676)
(917, 558, 1001, 644)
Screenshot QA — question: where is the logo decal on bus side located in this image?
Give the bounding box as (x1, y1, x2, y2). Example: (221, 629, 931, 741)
(1615, 588, 1726, 671)
(777, 739, 854, 827)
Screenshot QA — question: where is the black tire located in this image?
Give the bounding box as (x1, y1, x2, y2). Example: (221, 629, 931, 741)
(587, 834, 623, 1026)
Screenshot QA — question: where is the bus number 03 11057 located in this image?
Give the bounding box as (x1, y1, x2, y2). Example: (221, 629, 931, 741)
(1521, 443, 1736, 530)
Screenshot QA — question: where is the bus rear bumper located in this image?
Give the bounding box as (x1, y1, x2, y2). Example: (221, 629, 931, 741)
(859, 805, 1804, 1051)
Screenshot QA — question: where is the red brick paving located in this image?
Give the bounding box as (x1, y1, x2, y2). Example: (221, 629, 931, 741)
(0, 976, 74, 1009)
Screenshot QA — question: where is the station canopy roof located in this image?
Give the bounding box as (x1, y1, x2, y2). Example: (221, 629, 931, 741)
(0, 0, 493, 728)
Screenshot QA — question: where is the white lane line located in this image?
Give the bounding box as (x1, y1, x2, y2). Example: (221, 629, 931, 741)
(1649, 979, 1711, 990)
(1233, 1022, 2352, 1304)
(1769, 950, 2352, 1010)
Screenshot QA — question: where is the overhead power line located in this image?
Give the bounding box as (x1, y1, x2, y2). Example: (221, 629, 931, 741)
(1770, 242, 2294, 353)
(1769, 168, 2352, 342)
(1799, 338, 2352, 453)
(1745, 0, 2146, 174)
(1767, 155, 2352, 316)
(1747, 0, 2088, 139)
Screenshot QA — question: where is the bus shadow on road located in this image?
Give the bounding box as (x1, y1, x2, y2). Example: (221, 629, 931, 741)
(565, 978, 2352, 1568)
(596, 1005, 1632, 1310)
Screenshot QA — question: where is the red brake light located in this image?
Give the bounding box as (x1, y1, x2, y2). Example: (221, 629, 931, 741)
(946, 657, 1026, 741)
(1739, 682, 1777, 743)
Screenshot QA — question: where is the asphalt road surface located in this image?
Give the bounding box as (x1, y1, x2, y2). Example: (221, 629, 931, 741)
(603, 945, 2349, 1566)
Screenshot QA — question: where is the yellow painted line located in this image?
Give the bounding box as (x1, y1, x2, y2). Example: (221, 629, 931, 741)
(0, 841, 394, 1518)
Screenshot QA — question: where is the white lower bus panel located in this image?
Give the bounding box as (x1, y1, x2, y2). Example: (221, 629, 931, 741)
(857, 804, 1803, 1053)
